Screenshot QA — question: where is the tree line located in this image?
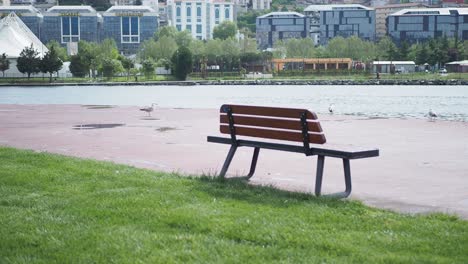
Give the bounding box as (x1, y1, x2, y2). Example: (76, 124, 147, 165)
(3, 21, 467, 81)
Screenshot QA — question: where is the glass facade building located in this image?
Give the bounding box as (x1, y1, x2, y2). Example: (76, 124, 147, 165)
(387, 8, 468, 44)
(0, 6, 42, 38)
(102, 6, 158, 54)
(304, 4, 375, 45)
(41, 6, 101, 45)
(256, 12, 310, 50)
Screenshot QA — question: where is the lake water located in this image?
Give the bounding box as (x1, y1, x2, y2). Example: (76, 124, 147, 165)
(1, 85, 467, 121)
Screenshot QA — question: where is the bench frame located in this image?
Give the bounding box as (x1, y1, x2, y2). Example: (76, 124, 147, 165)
(207, 105, 379, 198)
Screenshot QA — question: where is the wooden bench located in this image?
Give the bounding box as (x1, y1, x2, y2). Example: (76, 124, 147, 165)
(207, 104, 379, 198)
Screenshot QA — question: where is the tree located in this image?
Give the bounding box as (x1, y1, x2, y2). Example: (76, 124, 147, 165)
(0, 53, 10, 77)
(101, 58, 123, 79)
(213, 21, 237, 40)
(171, 46, 193, 81)
(17, 44, 40, 79)
(415, 44, 429, 65)
(174, 30, 193, 47)
(154, 26, 178, 41)
(138, 37, 178, 62)
(39, 46, 63, 82)
(119, 55, 134, 80)
(46, 40, 68, 61)
(398, 41, 410, 61)
(69, 55, 88, 77)
(141, 58, 155, 79)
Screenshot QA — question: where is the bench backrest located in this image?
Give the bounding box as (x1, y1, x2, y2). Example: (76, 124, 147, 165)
(219, 104, 326, 145)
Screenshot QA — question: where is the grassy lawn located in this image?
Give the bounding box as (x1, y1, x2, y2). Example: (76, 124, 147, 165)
(0, 147, 467, 263)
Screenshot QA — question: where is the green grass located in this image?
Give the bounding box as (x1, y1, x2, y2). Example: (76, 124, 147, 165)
(0, 146, 467, 263)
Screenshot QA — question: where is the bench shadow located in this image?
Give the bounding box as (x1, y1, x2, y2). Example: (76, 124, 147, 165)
(189, 175, 357, 210)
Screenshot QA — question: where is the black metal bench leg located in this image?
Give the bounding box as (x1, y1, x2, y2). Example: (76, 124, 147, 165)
(314, 156, 352, 198)
(342, 159, 352, 197)
(247, 147, 260, 179)
(315, 155, 325, 196)
(219, 145, 237, 178)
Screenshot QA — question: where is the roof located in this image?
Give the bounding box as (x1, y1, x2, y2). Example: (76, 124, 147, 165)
(105, 5, 156, 13)
(446, 60, 468, 65)
(374, 3, 428, 9)
(304, 4, 373, 12)
(0, 5, 41, 14)
(372, 61, 415, 65)
(391, 7, 468, 16)
(46, 5, 97, 13)
(0, 12, 48, 59)
(258, 12, 305, 19)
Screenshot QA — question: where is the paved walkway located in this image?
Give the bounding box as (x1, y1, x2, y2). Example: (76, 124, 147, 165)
(1, 104, 467, 219)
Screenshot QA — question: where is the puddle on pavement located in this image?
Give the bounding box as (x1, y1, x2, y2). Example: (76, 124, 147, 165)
(82, 105, 115, 109)
(73, 123, 125, 130)
(156, 127, 177, 132)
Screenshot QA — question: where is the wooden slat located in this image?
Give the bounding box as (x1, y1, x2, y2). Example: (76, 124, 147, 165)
(220, 104, 318, 119)
(220, 125, 326, 144)
(220, 114, 323, 133)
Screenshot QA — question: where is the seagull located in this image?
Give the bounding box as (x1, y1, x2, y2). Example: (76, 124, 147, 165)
(140, 103, 156, 116)
(428, 109, 437, 121)
(328, 104, 334, 114)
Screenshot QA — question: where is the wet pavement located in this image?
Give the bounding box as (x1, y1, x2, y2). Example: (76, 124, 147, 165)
(1, 104, 467, 219)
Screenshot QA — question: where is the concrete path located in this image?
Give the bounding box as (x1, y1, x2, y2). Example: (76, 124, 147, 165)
(1, 104, 467, 219)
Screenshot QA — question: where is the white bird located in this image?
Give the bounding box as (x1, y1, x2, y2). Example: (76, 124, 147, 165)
(328, 104, 335, 114)
(428, 109, 437, 121)
(140, 103, 156, 116)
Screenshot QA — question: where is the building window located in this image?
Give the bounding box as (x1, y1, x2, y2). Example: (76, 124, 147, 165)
(176, 24, 182, 31)
(196, 24, 202, 33)
(186, 25, 192, 32)
(215, 8, 219, 24)
(176, 6, 181, 17)
(187, 6, 191, 22)
(61, 16, 79, 43)
(197, 6, 201, 17)
(121, 16, 139, 43)
(225, 8, 229, 19)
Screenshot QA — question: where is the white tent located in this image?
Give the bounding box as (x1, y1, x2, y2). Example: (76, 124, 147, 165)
(0, 12, 49, 77)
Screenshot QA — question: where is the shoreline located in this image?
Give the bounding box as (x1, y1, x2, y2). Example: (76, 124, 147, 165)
(1, 78, 468, 87)
(1, 104, 467, 219)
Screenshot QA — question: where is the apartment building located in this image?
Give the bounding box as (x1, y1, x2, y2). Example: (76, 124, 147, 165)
(374, 3, 427, 39)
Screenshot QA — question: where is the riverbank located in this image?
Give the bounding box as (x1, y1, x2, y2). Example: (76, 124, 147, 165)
(1, 104, 467, 219)
(1, 78, 468, 86)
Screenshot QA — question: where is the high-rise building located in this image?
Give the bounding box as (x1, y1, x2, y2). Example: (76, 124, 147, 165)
(256, 12, 311, 50)
(166, 0, 234, 40)
(387, 8, 468, 44)
(102, 6, 158, 54)
(304, 4, 376, 45)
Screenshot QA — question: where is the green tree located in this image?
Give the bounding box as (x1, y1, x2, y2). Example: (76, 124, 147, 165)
(0, 53, 10, 77)
(138, 37, 178, 62)
(171, 46, 193, 80)
(69, 55, 88, 77)
(376, 37, 398, 60)
(237, 10, 264, 34)
(78, 40, 99, 78)
(16, 44, 41, 79)
(415, 44, 429, 65)
(275, 38, 316, 58)
(46, 40, 68, 61)
(154, 26, 178, 41)
(118, 56, 134, 80)
(141, 58, 155, 79)
(39, 46, 63, 82)
(398, 41, 410, 61)
(174, 30, 193, 47)
(101, 58, 123, 79)
(213, 21, 237, 40)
